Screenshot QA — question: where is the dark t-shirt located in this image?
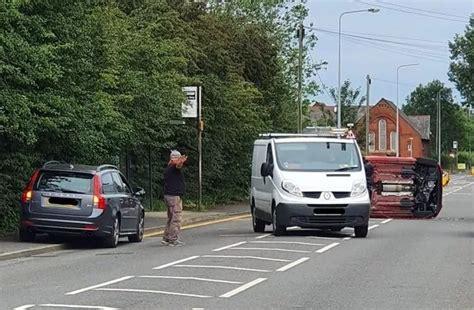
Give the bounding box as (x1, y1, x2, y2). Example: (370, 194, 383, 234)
(164, 164, 185, 196)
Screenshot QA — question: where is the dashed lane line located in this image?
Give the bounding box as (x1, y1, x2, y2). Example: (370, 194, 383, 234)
(153, 256, 200, 270)
(219, 278, 267, 298)
(255, 233, 271, 239)
(230, 247, 312, 253)
(212, 241, 247, 252)
(368, 224, 380, 231)
(276, 257, 310, 272)
(315, 242, 340, 254)
(139, 275, 243, 285)
(173, 264, 271, 273)
(202, 255, 291, 262)
(381, 219, 393, 224)
(250, 241, 325, 246)
(96, 288, 212, 299)
(65, 276, 134, 295)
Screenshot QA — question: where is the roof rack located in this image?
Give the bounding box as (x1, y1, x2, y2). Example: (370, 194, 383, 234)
(259, 127, 351, 139)
(98, 164, 118, 172)
(42, 160, 61, 168)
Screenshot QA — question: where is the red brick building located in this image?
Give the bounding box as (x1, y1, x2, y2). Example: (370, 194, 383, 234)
(355, 98, 431, 158)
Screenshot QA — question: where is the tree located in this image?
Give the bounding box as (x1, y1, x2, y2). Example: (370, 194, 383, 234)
(449, 17, 473, 108)
(329, 80, 366, 127)
(403, 80, 470, 156)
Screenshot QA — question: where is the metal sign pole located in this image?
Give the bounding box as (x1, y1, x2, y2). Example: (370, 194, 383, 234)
(198, 86, 203, 211)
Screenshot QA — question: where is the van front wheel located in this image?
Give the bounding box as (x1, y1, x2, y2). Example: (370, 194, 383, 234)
(272, 208, 286, 236)
(354, 225, 368, 238)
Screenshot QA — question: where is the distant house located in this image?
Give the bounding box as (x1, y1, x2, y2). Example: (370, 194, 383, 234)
(355, 98, 431, 158)
(308, 102, 336, 126)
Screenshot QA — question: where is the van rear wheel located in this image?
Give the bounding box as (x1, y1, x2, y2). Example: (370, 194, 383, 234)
(272, 208, 286, 236)
(252, 205, 266, 233)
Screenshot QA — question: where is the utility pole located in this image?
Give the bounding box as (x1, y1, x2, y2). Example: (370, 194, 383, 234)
(365, 75, 371, 155)
(297, 22, 304, 133)
(437, 90, 441, 165)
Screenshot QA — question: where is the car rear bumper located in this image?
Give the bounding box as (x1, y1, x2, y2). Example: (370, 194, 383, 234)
(276, 202, 370, 228)
(20, 216, 113, 237)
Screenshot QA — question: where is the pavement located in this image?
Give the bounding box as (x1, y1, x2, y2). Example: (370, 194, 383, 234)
(0, 202, 249, 261)
(1, 174, 472, 310)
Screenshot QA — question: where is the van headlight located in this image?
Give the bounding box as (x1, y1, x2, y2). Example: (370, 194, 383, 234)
(351, 180, 367, 197)
(282, 180, 303, 197)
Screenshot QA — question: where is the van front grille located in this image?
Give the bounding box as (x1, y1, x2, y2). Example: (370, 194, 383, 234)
(303, 192, 321, 199)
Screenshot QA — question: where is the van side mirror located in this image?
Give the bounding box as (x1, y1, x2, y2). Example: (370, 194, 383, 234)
(134, 187, 146, 196)
(261, 163, 273, 178)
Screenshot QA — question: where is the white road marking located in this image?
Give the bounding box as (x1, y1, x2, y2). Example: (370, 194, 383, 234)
(13, 306, 35, 310)
(139, 275, 243, 284)
(343, 237, 351, 240)
(231, 247, 311, 253)
(173, 264, 271, 273)
(306, 236, 345, 240)
(153, 256, 200, 270)
(250, 241, 325, 246)
(380, 219, 393, 224)
(65, 276, 134, 295)
(15, 305, 119, 310)
(212, 241, 247, 252)
(255, 233, 271, 239)
(276, 257, 310, 272)
(368, 224, 380, 231)
(444, 181, 474, 197)
(219, 278, 267, 298)
(202, 255, 291, 262)
(315, 242, 340, 253)
(96, 288, 212, 298)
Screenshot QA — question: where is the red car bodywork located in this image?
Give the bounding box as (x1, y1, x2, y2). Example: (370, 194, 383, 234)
(365, 156, 443, 219)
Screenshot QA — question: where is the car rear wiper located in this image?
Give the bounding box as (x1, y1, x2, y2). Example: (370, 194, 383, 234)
(334, 166, 359, 171)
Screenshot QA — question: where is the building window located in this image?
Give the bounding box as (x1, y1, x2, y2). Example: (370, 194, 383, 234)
(378, 119, 386, 151)
(369, 132, 375, 153)
(390, 131, 396, 151)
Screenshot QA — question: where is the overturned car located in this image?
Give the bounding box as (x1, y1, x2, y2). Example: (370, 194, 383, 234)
(365, 156, 443, 219)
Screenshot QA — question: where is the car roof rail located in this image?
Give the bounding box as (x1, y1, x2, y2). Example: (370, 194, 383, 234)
(42, 160, 62, 168)
(97, 164, 118, 172)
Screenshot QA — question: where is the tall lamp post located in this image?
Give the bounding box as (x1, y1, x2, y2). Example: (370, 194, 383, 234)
(337, 8, 379, 128)
(396, 63, 419, 157)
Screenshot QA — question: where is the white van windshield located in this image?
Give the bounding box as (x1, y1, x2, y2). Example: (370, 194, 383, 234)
(275, 141, 361, 172)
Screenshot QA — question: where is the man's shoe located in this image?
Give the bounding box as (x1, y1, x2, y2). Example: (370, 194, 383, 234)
(168, 240, 185, 247)
(160, 239, 170, 246)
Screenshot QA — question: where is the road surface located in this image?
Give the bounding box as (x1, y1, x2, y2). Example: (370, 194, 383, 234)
(1, 175, 472, 310)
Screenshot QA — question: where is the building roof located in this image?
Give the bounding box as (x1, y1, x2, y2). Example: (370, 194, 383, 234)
(356, 98, 431, 140)
(408, 115, 431, 140)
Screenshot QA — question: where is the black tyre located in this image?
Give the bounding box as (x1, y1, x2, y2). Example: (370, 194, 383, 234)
(252, 205, 266, 233)
(129, 212, 144, 243)
(272, 207, 286, 236)
(354, 225, 368, 238)
(103, 217, 120, 248)
(19, 228, 35, 242)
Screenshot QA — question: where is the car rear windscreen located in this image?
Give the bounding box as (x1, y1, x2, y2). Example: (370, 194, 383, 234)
(34, 171, 94, 194)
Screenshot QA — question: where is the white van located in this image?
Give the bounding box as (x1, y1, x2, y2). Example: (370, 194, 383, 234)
(250, 132, 370, 237)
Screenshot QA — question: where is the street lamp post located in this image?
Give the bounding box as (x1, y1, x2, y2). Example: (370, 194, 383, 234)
(396, 63, 419, 157)
(337, 8, 379, 129)
(437, 89, 442, 165)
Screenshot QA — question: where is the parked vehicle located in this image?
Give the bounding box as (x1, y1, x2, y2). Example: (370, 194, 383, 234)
(365, 156, 443, 219)
(250, 131, 371, 238)
(19, 161, 146, 248)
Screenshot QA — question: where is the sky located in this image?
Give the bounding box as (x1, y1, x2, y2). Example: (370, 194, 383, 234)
(305, 0, 473, 107)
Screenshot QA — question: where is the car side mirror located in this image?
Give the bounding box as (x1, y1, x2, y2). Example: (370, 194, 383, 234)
(261, 163, 273, 178)
(134, 187, 146, 196)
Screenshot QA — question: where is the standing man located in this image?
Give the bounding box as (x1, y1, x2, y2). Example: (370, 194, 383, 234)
(162, 150, 188, 246)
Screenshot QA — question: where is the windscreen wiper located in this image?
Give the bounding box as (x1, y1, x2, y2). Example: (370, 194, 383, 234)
(334, 166, 359, 171)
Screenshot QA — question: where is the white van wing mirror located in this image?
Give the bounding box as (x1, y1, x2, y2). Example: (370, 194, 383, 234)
(261, 163, 272, 177)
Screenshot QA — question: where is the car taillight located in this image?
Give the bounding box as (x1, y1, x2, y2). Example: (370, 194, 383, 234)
(93, 175, 106, 210)
(21, 170, 40, 204)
